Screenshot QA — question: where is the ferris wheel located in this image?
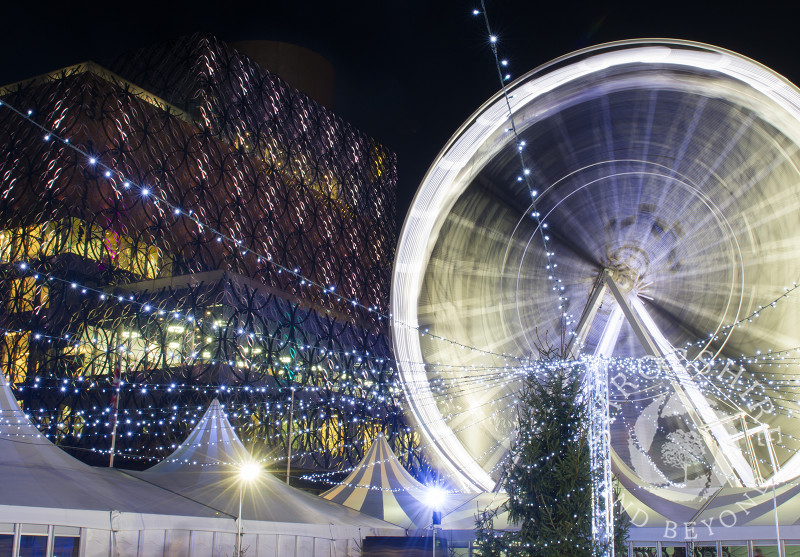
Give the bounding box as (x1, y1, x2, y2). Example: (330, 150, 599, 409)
(391, 40, 800, 493)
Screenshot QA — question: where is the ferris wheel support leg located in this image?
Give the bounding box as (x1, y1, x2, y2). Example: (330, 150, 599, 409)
(604, 274, 755, 487)
(567, 274, 608, 360)
(588, 304, 624, 557)
(765, 434, 783, 557)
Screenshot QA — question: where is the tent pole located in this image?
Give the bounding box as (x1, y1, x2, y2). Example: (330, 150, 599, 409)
(109, 331, 125, 467)
(236, 481, 244, 556)
(286, 385, 295, 484)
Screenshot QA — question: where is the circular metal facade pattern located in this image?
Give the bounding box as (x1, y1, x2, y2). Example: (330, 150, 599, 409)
(392, 40, 800, 493)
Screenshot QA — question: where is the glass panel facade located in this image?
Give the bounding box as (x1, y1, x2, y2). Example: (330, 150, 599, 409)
(754, 546, 779, 557)
(0, 535, 11, 557)
(785, 545, 800, 557)
(53, 536, 80, 557)
(635, 547, 659, 557)
(19, 535, 46, 557)
(663, 546, 687, 557)
(695, 546, 718, 557)
(722, 545, 748, 557)
(0, 218, 171, 280)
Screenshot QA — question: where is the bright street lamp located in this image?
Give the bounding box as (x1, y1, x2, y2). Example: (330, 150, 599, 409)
(424, 485, 447, 557)
(236, 460, 261, 557)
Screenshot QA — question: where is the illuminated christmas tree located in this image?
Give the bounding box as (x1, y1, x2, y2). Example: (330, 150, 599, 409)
(476, 351, 629, 556)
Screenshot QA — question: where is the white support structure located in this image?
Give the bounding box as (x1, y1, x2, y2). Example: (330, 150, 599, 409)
(588, 304, 624, 557)
(568, 275, 609, 360)
(625, 293, 756, 487)
(588, 271, 755, 487)
(577, 268, 772, 557)
(588, 359, 614, 557)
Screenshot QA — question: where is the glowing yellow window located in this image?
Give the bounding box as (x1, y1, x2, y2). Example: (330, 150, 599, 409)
(65, 218, 87, 256)
(85, 224, 104, 261)
(9, 278, 48, 313)
(145, 246, 160, 279)
(0, 231, 11, 262)
(1, 331, 29, 386)
(321, 415, 343, 455)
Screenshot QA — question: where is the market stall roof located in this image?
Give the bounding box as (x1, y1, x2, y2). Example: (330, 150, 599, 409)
(322, 434, 471, 528)
(0, 374, 219, 520)
(131, 399, 393, 527)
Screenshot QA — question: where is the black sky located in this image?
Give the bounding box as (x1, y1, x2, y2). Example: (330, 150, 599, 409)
(2, 0, 799, 231)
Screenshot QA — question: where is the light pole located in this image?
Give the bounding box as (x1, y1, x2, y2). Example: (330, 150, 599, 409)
(425, 485, 447, 557)
(285, 385, 295, 484)
(236, 461, 261, 557)
(109, 330, 128, 468)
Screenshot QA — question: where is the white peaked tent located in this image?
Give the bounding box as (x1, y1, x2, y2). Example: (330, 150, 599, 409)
(321, 434, 471, 529)
(0, 374, 231, 555)
(0, 378, 402, 556)
(0, 373, 219, 519)
(129, 398, 397, 528)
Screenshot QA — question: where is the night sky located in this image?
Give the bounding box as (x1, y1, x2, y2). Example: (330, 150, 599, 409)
(2, 0, 799, 231)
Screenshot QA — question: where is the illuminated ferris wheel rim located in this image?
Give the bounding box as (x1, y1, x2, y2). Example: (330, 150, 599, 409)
(391, 39, 800, 493)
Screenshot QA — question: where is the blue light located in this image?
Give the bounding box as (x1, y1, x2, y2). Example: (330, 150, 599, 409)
(424, 485, 447, 509)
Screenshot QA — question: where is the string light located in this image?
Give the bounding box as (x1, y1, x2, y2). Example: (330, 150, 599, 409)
(475, 0, 575, 330)
(2, 41, 800, 527)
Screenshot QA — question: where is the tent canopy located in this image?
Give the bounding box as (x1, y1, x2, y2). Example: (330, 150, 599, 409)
(131, 398, 392, 527)
(0, 374, 218, 518)
(322, 434, 471, 528)
(1, 378, 393, 529)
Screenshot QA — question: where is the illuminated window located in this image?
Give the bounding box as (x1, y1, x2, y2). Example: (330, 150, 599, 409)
(321, 415, 343, 455)
(65, 218, 89, 257)
(9, 277, 48, 313)
(0, 231, 11, 262)
(371, 145, 385, 178)
(71, 326, 166, 377)
(84, 223, 105, 262)
(63, 218, 172, 279)
(103, 229, 125, 266)
(0, 331, 29, 386)
(74, 325, 114, 377)
(361, 419, 383, 447)
(41, 404, 85, 441)
(22, 222, 62, 259)
(145, 245, 161, 279)
(165, 322, 194, 366)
